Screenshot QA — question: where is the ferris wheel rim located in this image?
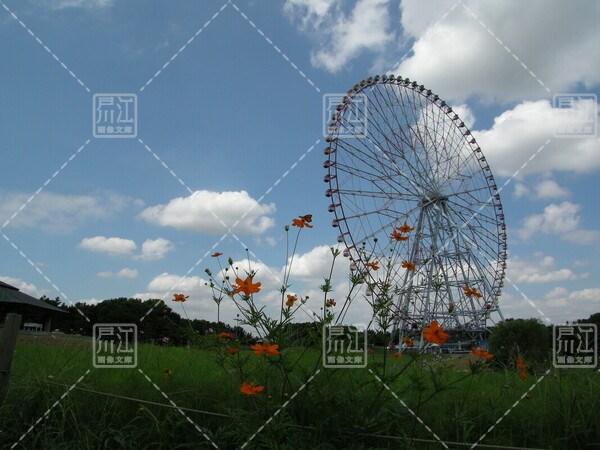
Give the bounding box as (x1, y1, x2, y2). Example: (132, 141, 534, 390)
(323, 75, 507, 332)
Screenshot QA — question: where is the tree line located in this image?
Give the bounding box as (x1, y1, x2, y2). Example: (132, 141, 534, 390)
(40, 296, 599, 365)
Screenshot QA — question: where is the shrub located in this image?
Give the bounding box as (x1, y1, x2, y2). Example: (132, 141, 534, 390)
(487, 318, 550, 368)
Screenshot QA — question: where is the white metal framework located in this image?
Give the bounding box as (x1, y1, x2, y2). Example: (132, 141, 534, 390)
(324, 75, 506, 345)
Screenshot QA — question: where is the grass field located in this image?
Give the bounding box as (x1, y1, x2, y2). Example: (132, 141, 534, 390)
(1, 334, 599, 449)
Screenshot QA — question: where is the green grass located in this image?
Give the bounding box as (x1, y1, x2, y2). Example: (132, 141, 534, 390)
(1, 335, 599, 449)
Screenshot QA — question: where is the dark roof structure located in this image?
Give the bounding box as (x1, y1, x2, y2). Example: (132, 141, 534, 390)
(0, 280, 67, 316)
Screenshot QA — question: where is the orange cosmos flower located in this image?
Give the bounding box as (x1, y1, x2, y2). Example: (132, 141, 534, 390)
(251, 341, 281, 356)
(390, 230, 409, 241)
(292, 218, 313, 228)
(463, 287, 483, 298)
(423, 321, 449, 345)
(326, 299, 336, 307)
(285, 294, 298, 307)
(211, 252, 223, 257)
(172, 294, 189, 302)
(402, 336, 414, 347)
(216, 332, 231, 338)
(401, 261, 416, 271)
(517, 356, 530, 380)
(231, 277, 261, 295)
(240, 382, 265, 396)
(366, 261, 379, 271)
(390, 353, 404, 358)
(396, 221, 415, 233)
(226, 348, 239, 354)
(470, 347, 494, 359)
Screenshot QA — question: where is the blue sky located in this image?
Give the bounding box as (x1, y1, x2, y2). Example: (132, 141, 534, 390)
(1, 0, 599, 329)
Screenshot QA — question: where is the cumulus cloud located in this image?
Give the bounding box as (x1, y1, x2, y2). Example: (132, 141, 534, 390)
(0, 190, 143, 233)
(78, 298, 101, 305)
(473, 100, 600, 177)
(0, 276, 47, 298)
(49, 0, 114, 9)
(97, 268, 139, 279)
(285, 0, 395, 73)
(137, 238, 175, 261)
(544, 286, 600, 309)
(534, 178, 570, 200)
(139, 190, 276, 235)
(394, 0, 600, 103)
(451, 104, 475, 129)
(513, 183, 530, 199)
(283, 0, 338, 29)
(78, 236, 137, 256)
(507, 253, 588, 284)
(517, 201, 600, 244)
(512, 177, 570, 200)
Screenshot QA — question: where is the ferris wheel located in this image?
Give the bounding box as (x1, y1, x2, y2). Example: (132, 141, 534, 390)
(324, 75, 506, 345)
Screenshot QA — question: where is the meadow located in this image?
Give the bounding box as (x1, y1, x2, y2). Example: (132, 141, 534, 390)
(1, 333, 599, 449)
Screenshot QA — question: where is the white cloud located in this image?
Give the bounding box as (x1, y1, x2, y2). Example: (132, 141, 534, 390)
(78, 236, 137, 256)
(0, 190, 142, 233)
(0, 276, 47, 298)
(283, 0, 338, 29)
(139, 190, 276, 235)
(137, 238, 174, 261)
(573, 260, 590, 268)
(285, 244, 346, 283)
(97, 268, 139, 279)
(78, 298, 101, 305)
(474, 100, 600, 177)
(507, 253, 588, 284)
(517, 201, 600, 244)
(543, 286, 600, 310)
(513, 183, 530, 199)
(286, 0, 395, 73)
(49, 0, 114, 9)
(395, 0, 600, 103)
(534, 178, 570, 199)
(512, 177, 570, 200)
(451, 104, 475, 129)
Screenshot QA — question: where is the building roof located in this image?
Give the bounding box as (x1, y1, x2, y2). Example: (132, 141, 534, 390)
(0, 280, 67, 314)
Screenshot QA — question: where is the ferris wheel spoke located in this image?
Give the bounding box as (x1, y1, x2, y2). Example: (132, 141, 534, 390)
(337, 188, 420, 201)
(370, 87, 435, 187)
(361, 129, 436, 198)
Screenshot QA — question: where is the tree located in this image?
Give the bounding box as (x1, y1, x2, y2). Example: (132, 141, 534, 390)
(487, 318, 550, 368)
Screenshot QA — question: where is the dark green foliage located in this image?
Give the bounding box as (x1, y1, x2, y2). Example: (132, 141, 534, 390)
(487, 318, 550, 368)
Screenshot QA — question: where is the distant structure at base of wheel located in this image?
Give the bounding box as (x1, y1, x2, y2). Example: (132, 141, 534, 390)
(324, 75, 506, 346)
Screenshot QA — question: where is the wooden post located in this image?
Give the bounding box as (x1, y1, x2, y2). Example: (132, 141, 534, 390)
(0, 313, 22, 404)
